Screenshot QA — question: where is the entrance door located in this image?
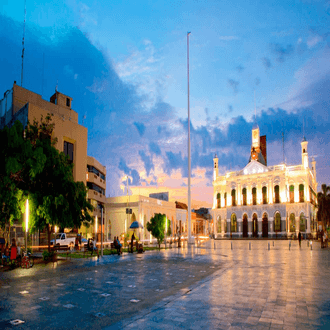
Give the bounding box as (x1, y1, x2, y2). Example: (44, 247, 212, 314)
(243, 214, 248, 238)
(262, 214, 268, 238)
(252, 214, 258, 238)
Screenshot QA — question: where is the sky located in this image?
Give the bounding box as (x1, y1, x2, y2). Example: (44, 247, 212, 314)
(1, 0, 330, 208)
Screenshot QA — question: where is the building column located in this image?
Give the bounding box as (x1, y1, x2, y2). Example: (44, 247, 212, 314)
(295, 215, 299, 235)
(258, 216, 262, 238)
(268, 216, 274, 237)
(237, 218, 242, 237)
(227, 220, 231, 237)
(269, 180, 273, 204)
(281, 216, 287, 237)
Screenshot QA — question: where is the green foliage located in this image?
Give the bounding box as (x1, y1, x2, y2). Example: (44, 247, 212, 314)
(42, 250, 56, 261)
(0, 115, 93, 252)
(146, 213, 170, 250)
(317, 184, 330, 230)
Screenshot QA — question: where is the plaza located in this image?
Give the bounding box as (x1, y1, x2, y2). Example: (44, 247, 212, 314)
(1, 240, 330, 329)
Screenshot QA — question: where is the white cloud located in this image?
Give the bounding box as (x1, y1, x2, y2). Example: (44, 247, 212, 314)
(307, 35, 323, 48)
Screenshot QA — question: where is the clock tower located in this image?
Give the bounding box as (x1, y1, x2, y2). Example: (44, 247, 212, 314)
(249, 124, 266, 165)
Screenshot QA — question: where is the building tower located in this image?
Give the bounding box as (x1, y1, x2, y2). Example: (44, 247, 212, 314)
(311, 156, 316, 179)
(213, 154, 218, 181)
(301, 137, 309, 169)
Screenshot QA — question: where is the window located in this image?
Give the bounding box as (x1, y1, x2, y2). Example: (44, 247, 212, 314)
(231, 214, 237, 232)
(242, 188, 247, 205)
(63, 141, 74, 163)
(231, 189, 236, 206)
(224, 193, 227, 207)
(274, 185, 280, 203)
(87, 165, 106, 180)
(290, 213, 295, 232)
(217, 216, 221, 233)
(289, 185, 294, 203)
(262, 186, 267, 204)
(217, 193, 221, 208)
(300, 213, 306, 232)
(66, 98, 71, 107)
(274, 212, 281, 232)
(87, 182, 105, 195)
(299, 184, 304, 203)
(252, 187, 257, 205)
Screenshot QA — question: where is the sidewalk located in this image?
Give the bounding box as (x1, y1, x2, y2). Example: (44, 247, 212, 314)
(1, 240, 329, 329)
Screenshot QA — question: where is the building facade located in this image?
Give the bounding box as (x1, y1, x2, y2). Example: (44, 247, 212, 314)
(105, 195, 176, 241)
(82, 156, 107, 241)
(212, 125, 317, 239)
(0, 83, 106, 243)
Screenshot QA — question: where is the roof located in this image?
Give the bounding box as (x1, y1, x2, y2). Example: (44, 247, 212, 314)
(175, 201, 187, 210)
(248, 151, 266, 166)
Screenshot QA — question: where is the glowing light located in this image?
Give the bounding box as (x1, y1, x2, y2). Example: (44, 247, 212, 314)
(95, 215, 98, 234)
(25, 199, 29, 233)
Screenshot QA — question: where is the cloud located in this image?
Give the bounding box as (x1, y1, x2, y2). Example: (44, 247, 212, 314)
(228, 105, 233, 113)
(307, 35, 323, 48)
(270, 43, 294, 62)
(134, 122, 146, 136)
(236, 65, 244, 73)
(138, 150, 154, 176)
(227, 79, 239, 94)
(219, 36, 240, 41)
(149, 142, 161, 155)
(255, 77, 261, 86)
(262, 57, 272, 69)
(118, 158, 141, 186)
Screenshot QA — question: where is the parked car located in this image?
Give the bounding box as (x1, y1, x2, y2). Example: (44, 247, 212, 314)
(50, 233, 75, 247)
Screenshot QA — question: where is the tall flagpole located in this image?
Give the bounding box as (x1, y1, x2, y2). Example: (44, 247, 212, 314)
(187, 32, 193, 245)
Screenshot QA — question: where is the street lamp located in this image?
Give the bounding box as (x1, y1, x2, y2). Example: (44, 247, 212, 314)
(25, 199, 29, 253)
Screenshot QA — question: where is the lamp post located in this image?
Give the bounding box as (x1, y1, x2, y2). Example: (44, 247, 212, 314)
(101, 206, 103, 257)
(25, 199, 29, 253)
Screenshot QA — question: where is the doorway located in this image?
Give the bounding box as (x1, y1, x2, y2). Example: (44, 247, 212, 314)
(252, 213, 258, 238)
(262, 213, 268, 238)
(243, 214, 248, 238)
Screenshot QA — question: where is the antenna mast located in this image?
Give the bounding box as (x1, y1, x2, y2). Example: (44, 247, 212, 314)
(254, 90, 256, 122)
(21, 0, 27, 87)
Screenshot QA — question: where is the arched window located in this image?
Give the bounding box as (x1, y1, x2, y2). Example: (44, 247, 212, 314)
(274, 185, 280, 203)
(252, 187, 257, 205)
(231, 214, 237, 232)
(224, 193, 227, 207)
(242, 188, 247, 205)
(289, 185, 294, 203)
(274, 212, 281, 232)
(299, 184, 304, 203)
(217, 216, 221, 233)
(290, 213, 295, 232)
(262, 186, 267, 204)
(300, 213, 306, 232)
(217, 193, 221, 208)
(231, 189, 236, 206)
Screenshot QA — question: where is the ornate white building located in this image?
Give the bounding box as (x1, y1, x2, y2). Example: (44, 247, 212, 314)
(212, 125, 318, 238)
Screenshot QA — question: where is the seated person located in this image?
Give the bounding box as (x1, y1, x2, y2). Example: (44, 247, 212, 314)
(136, 241, 144, 253)
(116, 237, 122, 254)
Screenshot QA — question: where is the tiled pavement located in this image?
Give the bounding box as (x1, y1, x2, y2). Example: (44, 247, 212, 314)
(1, 240, 330, 329)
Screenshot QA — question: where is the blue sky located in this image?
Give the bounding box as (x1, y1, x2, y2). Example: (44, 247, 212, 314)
(1, 0, 330, 207)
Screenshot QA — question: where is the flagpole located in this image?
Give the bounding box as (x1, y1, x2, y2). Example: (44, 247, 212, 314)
(187, 32, 193, 245)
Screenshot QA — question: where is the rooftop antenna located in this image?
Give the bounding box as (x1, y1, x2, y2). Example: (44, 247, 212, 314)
(303, 117, 305, 139)
(21, 0, 27, 87)
(82, 114, 86, 125)
(55, 79, 58, 92)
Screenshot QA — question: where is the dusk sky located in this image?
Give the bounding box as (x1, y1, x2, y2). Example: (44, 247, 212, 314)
(1, 1, 330, 207)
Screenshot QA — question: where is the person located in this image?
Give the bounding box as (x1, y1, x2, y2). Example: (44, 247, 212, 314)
(91, 237, 99, 258)
(17, 243, 21, 263)
(75, 236, 79, 251)
(114, 236, 122, 255)
(324, 231, 328, 248)
(131, 233, 135, 253)
(298, 231, 302, 248)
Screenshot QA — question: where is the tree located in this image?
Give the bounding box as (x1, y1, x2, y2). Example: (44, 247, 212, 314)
(317, 184, 330, 230)
(146, 213, 171, 250)
(25, 115, 93, 251)
(0, 115, 93, 251)
(0, 120, 46, 241)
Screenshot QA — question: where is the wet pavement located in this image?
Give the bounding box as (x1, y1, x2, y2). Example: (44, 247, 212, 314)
(1, 240, 330, 329)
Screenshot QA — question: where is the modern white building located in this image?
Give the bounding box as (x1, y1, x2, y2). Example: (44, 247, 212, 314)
(105, 195, 176, 241)
(212, 124, 318, 238)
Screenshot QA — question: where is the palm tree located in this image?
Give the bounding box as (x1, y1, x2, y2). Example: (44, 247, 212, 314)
(317, 184, 330, 230)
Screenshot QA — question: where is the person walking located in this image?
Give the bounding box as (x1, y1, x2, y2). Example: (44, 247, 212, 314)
(131, 233, 135, 253)
(298, 231, 302, 248)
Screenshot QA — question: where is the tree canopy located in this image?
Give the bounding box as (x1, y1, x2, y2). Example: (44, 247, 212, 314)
(146, 213, 171, 250)
(0, 115, 93, 250)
